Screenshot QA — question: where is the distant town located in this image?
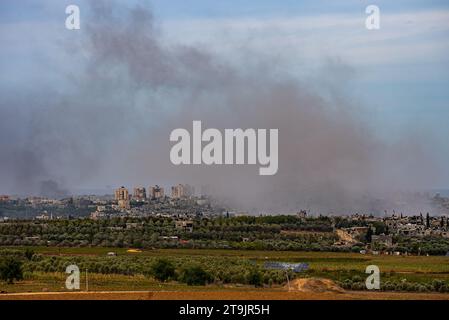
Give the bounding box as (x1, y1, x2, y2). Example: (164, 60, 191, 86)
(1, 186, 449, 255)
(1, 185, 449, 221)
(0, 184, 222, 221)
(2, 186, 449, 298)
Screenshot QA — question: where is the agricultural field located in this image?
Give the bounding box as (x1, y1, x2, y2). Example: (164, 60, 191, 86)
(1, 246, 449, 299)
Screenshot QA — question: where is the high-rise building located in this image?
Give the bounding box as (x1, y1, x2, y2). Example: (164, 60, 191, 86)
(149, 185, 165, 199)
(115, 186, 129, 201)
(171, 184, 195, 199)
(115, 186, 130, 209)
(133, 187, 146, 201)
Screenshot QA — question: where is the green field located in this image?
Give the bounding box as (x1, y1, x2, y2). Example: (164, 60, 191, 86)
(1, 246, 449, 293)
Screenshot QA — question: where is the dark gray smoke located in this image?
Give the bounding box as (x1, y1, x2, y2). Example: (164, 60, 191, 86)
(39, 180, 68, 199)
(0, 1, 445, 214)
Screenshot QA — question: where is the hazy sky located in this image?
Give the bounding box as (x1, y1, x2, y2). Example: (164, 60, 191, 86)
(0, 1, 448, 212)
(1, 1, 449, 144)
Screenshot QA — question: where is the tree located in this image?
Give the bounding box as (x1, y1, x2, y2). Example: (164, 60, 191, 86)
(246, 268, 263, 287)
(0, 257, 23, 284)
(426, 213, 430, 229)
(179, 265, 211, 286)
(365, 227, 373, 243)
(24, 248, 35, 261)
(150, 259, 175, 282)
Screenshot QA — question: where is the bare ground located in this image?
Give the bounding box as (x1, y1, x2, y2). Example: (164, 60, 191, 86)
(1, 290, 449, 300)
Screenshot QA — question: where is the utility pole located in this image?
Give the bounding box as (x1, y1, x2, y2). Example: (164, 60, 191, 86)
(285, 269, 291, 291)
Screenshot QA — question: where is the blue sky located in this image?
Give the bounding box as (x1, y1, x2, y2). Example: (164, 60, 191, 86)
(151, 0, 449, 18)
(1, 0, 449, 190)
(3, 0, 449, 20)
(2, 0, 448, 110)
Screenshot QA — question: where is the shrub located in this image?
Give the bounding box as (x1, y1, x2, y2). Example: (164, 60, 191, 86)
(0, 257, 23, 284)
(382, 281, 395, 291)
(246, 269, 263, 287)
(432, 280, 445, 291)
(149, 259, 175, 282)
(351, 282, 365, 290)
(179, 265, 211, 286)
(418, 284, 428, 292)
(341, 279, 353, 289)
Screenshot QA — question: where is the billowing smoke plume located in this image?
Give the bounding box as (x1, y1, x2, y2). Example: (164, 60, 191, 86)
(0, 1, 444, 214)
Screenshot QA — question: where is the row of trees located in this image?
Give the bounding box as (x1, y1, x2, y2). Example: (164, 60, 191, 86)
(2, 215, 449, 254)
(3, 249, 449, 293)
(0, 249, 289, 287)
(0, 216, 341, 251)
(150, 259, 213, 286)
(340, 279, 449, 293)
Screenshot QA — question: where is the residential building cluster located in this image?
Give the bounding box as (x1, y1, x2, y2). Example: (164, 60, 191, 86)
(88, 184, 214, 220)
(333, 211, 449, 255)
(112, 184, 196, 210)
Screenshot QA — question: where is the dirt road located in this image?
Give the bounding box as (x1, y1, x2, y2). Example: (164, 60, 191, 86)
(1, 290, 449, 300)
